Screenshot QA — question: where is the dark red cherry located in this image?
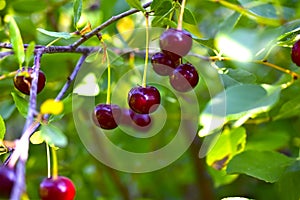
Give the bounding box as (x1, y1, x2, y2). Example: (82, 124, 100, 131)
(128, 86, 160, 114)
(0, 166, 15, 198)
(170, 63, 199, 92)
(129, 109, 151, 127)
(13, 67, 46, 95)
(159, 28, 192, 58)
(39, 176, 76, 200)
(92, 104, 122, 129)
(151, 52, 176, 76)
(291, 40, 300, 66)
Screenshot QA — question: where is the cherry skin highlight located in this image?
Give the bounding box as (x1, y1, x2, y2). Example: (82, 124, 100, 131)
(13, 67, 46, 95)
(93, 104, 122, 129)
(39, 176, 76, 200)
(128, 86, 161, 114)
(0, 166, 16, 198)
(170, 63, 199, 92)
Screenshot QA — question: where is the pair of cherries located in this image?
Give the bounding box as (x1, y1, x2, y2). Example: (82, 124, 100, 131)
(0, 166, 75, 200)
(93, 85, 160, 130)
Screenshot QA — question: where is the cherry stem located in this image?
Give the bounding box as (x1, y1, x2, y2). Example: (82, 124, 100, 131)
(51, 146, 58, 179)
(46, 143, 51, 178)
(177, 0, 187, 30)
(142, 13, 149, 88)
(103, 42, 112, 104)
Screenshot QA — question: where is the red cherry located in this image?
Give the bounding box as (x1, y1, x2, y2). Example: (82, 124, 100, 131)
(128, 86, 161, 114)
(159, 28, 192, 59)
(13, 67, 46, 95)
(129, 109, 151, 127)
(39, 176, 76, 200)
(92, 104, 122, 130)
(0, 166, 15, 198)
(291, 40, 300, 66)
(151, 52, 176, 76)
(169, 63, 199, 92)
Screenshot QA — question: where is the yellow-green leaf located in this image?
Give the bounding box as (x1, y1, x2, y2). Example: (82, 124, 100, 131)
(30, 131, 44, 145)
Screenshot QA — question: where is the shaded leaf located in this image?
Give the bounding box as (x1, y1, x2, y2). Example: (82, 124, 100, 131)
(37, 28, 72, 39)
(40, 124, 68, 148)
(193, 37, 215, 50)
(11, 92, 28, 118)
(9, 17, 25, 67)
(73, 0, 83, 28)
(227, 150, 295, 183)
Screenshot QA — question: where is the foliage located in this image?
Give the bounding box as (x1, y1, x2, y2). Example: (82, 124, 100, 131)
(1, 0, 300, 199)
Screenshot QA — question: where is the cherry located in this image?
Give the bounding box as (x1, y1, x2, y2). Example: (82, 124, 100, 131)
(129, 109, 151, 127)
(92, 104, 122, 129)
(118, 109, 152, 131)
(291, 40, 300, 66)
(13, 67, 46, 95)
(159, 28, 192, 59)
(128, 86, 160, 114)
(151, 52, 176, 76)
(170, 63, 199, 92)
(39, 176, 76, 200)
(0, 166, 15, 198)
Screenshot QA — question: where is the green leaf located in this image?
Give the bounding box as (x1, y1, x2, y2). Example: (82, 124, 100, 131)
(0, 115, 5, 140)
(221, 68, 257, 87)
(73, 0, 82, 29)
(276, 160, 300, 200)
(25, 41, 35, 67)
(9, 17, 25, 67)
(275, 95, 300, 120)
(193, 37, 215, 50)
(40, 124, 68, 148)
(199, 84, 281, 137)
(207, 166, 239, 188)
(246, 121, 290, 151)
(227, 150, 295, 183)
(37, 28, 72, 39)
(11, 92, 28, 118)
(154, 0, 172, 16)
(206, 127, 247, 169)
(183, 8, 196, 25)
(125, 0, 145, 12)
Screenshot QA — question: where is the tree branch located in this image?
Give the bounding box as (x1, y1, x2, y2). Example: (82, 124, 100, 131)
(10, 50, 43, 200)
(70, 1, 153, 49)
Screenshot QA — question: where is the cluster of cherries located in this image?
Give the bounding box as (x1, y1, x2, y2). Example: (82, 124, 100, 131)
(0, 166, 75, 200)
(151, 28, 199, 92)
(92, 28, 198, 130)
